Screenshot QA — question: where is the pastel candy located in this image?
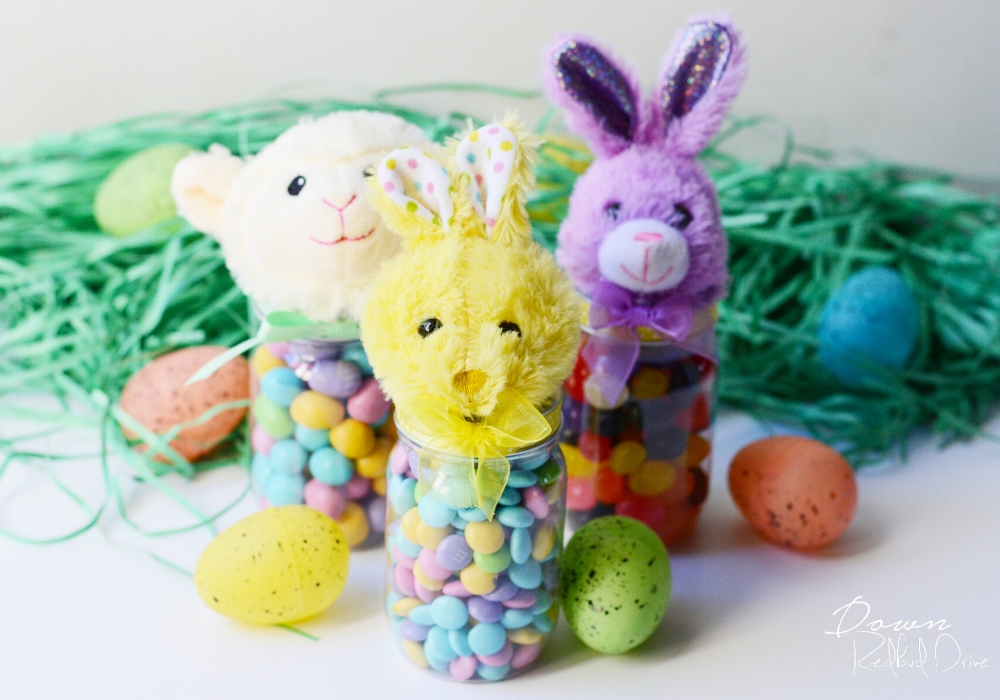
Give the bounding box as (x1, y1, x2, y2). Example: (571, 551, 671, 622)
(509, 527, 532, 565)
(500, 609, 532, 629)
(389, 442, 409, 475)
(467, 622, 506, 656)
(251, 423, 276, 456)
(269, 440, 307, 474)
(502, 589, 537, 609)
(303, 479, 346, 520)
(344, 472, 371, 500)
(448, 628, 473, 657)
(309, 447, 354, 486)
(430, 595, 469, 630)
(308, 360, 362, 399)
(418, 548, 452, 580)
(265, 472, 305, 506)
(467, 596, 503, 623)
(449, 655, 478, 680)
(521, 486, 549, 520)
(511, 642, 541, 669)
(464, 520, 504, 554)
(425, 626, 457, 662)
(436, 534, 473, 571)
(341, 343, 374, 377)
(474, 544, 511, 574)
(481, 576, 517, 602)
(442, 580, 472, 597)
(400, 619, 430, 642)
(497, 507, 534, 529)
(476, 663, 510, 681)
(260, 367, 305, 407)
(346, 378, 391, 425)
(477, 639, 513, 667)
(408, 604, 434, 627)
(508, 560, 542, 590)
(395, 560, 417, 597)
(460, 563, 497, 596)
(419, 495, 457, 529)
(254, 394, 295, 439)
(294, 424, 330, 451)
(329, 419, 375, 458)
(289, 391, 344, 430)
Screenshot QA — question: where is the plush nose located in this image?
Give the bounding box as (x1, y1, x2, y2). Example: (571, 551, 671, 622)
(597, 217, 690, 293)
(453, 370, 488, 397)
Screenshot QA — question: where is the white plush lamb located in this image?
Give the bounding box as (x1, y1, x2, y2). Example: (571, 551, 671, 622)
(171, 111, 431, 323)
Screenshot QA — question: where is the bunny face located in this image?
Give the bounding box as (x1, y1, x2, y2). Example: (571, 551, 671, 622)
(544, 19, 746, 305)
(361, 120, 581, 423)
(171, 111, 430, 323)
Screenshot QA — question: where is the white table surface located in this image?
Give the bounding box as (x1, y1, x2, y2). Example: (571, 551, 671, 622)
(1, 401, 997, 700)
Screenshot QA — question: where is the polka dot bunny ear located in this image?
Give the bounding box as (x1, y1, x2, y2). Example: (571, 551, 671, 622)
(377, 147, 455, 228)
(455, 124, 517, 237)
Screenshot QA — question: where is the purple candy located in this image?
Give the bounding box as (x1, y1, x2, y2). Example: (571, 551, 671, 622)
(407, 450, 420, 475)
(502, 590, 537, 609)
(418, 547, 452, 580)
(345, 473, 370, 500)
(399, 620, 429, 642)
(307, 359, 362, 398)
(522, 486, 549, 520)
(482, 576, 518, 602)
(367, 497, 386, 534)
(511, 642, 541, 670)
(442, 580, 472, 598)
(436, 534, 473, 571)
(394, 565, 416, 597)
(467, 596, 503, 623)
(477, 640, 514, 667)
(449, 655, 478, 681)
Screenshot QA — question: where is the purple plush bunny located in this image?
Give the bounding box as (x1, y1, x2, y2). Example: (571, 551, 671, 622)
(544, 18, 746, 312)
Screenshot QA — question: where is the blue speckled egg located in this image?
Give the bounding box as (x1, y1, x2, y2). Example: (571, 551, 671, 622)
(818, 267, 919, 385)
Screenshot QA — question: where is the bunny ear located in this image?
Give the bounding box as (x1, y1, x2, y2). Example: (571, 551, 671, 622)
(659, 19, 747, 157)
(370, 146, 455, 245)
(543, 35, 641, 157)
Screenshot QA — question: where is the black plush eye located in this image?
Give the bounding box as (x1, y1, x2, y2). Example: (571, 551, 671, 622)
(498, 321, 522, 337)
(418, 318, 442, 338)
(671, 203, 693, 230)
(363, 166, 376, 178)
(287, 176, 306, 196)
(604, 202, 621, 221)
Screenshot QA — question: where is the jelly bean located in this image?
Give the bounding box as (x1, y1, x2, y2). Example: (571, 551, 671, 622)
(436, 534, 473, 571)
(596, 467, 626, 503)
(346, 378, 390, 425)
(481, 576, 517, 602)
(506, 470, 537, 488)
(389, 442, 409, 475)
(459, 563, 497, 596)
(561, 444, 597, 479)
(250, 345, 285, 379)
(413, 561, 445, 591)
(458, 506, 488, 522)
(585, 406, 625, 436)
(464, 520, 504, 554)
(251, 423, 277, 456)
(531, 526, 556, 561)
(521, 486, 549, 520)
(396, 531, 422, 559)
(416, 521, 452, 550)
(476, 662, 510, 681)
(508, 560, 542, 590)
(530, 590, 552, 615)
(509, 528, 532, 565)
(399, 619, 429, 642)
(564, 355, 590, 403)
(687, 466, 709, 506)
(418, 548, 452, 580)
(372, 475, 387, 497)
(391, 477, 418, 514)
(478, 639, 514, 666)
(474, 544, 511, 574)
(254, 394, 295, 439)
(394, 564, 417, 597)
(578, 432, 611, 462)
(448, 628, 473, 657)
(268, 439, 307, 474)
(416, 581, 441, 603)
(344, 472, 371, 500)
(562, 396, 584, 433)
(400, 507, 422, 543)
(533, 612, 554, 633)
(609, 440, 646, 475)
(329, 418, 375, 458)
(467, 622, 506, 656)
(294, 424, 330, 451)
(630, 365, 670, 399)
(500, 609, 533, 629)
(654, 503, 701, 542)
(430, 595, 469, 630)
(502, 589, 537, 609)
(535, 460, 561, 487)
(584, 374, 629, 409)
(289, 391, 345, 431)
(265, 472, 305, 506)
(467, 596, 503, 623)
(510, 641, 541, 668)
(303, 479, 346, 520)
(629, 460, 678, 496)
(336, 501, 370, 547)
(260, 367, 305, 407)
(308, 359, 361, 399)
(449, 655, 478, 681)
(615, 492, 667, 528)
(401, 638, 428, 668)
(497, 507, 533, 529)
(354, 437, 391, 479)
(367, 497, 386, 533)
(498, 485, 521, 506)
(426, 625, 457, 662)
(567, 476, 598, 510)
(685, 433, 711, 467)
(442, 580, 471, 597)
(250, 453, 272, 491)
(392, 544, 415, 569)
(644, 423, 690, 460)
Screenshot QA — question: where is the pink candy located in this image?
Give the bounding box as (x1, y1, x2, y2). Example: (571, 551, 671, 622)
(389, 442, 409, 475)
(418, 548, 451, 580)
(414, 582, 441, 603)
(392, 545, 415, 569)
(346, 378, 390, 424)
(522, 486, 550, 519)
(477, 640, 513, 667)
(303, 479, 346, 520)
(511, 642, 541, 670)
(345, 473, 371, 500)
(502, 590, 537, 609)
(449, 656, 477, 681)
(442, 580, 472, 597)
(251, 423, 276, 456)
(265, 342, 291, 360)
(394, 564, 416, 597)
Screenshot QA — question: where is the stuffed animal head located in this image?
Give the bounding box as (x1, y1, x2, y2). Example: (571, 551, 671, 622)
(544, 18, 747, 307)
(361, 118, 581, 423)
(171, 111, 430, 323)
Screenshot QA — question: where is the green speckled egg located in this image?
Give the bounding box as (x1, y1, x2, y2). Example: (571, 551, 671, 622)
(194, 505, 349, 625)
(93, 143, 193, 237)
(561, 516, 670, 653)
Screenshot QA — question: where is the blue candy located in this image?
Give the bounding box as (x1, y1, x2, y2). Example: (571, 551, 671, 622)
(498, 485, 521, 506)
(395, 532, 422, 559)
(341, 343, 374, 377)
(533, 612, 554, 633)
(450, 515, 468, 530)
(259, 367, 304, 407)
(425, 650, 450, 671)
(294, 424, 330, 451)
(467, 622, 506, 656)
(518, 453, 550, 470)
(250, 452, 272, 491)
(497, 506, 534, 529)
(386, 591, 401, 619)
(448, 627, 473, 657)
(508, 559, 543, 590)
(425, 625, 457, 662)
(390, 477, 418, 514)
(476, 662, 511, 681)
(265, 472, 305, 506)
(408, 604, 434, 627)
(501, 608, 533, 629)
(308, 447, 354, 486)
(509, 527, 532, 565)
(458, 506, 488, 522)
(431, 595, 470, 630)
(506, 470, 537, 488)
(268, 440, 307, 474)
(418, 494, 457, 528)
(531, 590, 553, 615)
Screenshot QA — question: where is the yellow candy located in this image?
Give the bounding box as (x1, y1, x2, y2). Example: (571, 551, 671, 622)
(289, 391, 344, 430)
(464, 520, 505, 554)
(372, 475, 387, 496)
(378, 410, 398, 441)
(391, 597, 422, 617)
(635, 326, 664, 342)
(686, 433, 711, 467)
(630, 366, 669, 399)
(402, 639, 428, 668)
(335, 501, 370, 547)
(329, 418, 376, 459)
(193, 505, 349, 625)
(531, 525, 555, 561)
(583, 375, 629, 409)
(250, 345, 285, 379)
(356, 437, 393, 478)
(460, 562, 497, 595)
(609, 441, 646, 475)
(562, 444, 598, 478)
(417, 521, 452, 550)
(508, 627, 542, 645)
(413, 560, 445, 591)
(628, 460, 678, 496)
(400, 507, 422, 543)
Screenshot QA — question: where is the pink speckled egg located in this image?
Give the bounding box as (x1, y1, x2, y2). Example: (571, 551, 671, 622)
(119, 345, 249, 462)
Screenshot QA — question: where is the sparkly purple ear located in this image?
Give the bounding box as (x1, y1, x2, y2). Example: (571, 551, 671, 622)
(659, 19, 747, 157)
(543, 35, 641, 157)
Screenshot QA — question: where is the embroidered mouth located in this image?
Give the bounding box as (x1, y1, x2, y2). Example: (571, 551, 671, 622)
(310, 228, 376, 246)
(620, 262, 674, 285)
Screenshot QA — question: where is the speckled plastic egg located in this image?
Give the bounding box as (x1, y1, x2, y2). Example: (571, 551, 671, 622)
(728, 436, 858, 550)
(561, 516, 671, 653)
(194, 505, 349, 624)
(118, 345, 249, 462)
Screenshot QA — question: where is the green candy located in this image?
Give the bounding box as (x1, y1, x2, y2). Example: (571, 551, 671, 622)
(253, 394, 294, 440)
(561, 516, 671, 654)
(93, 143, 194, 237)
(474, 543, 511, 573)
(535, 459, 560, 487)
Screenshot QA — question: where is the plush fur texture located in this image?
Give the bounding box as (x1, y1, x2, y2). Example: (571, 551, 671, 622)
(543, 17, 747, 303)
(171, 111, 430, 323)
(361, 117, 581, 423)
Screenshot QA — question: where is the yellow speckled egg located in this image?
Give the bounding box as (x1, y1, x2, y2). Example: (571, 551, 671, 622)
(194, 505, 349, 625)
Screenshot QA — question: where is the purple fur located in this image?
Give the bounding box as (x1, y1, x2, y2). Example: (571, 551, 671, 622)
(545, 17, 747, 305)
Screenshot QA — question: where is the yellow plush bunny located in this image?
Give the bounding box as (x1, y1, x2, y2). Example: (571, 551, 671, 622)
(361, 117, 580, 515)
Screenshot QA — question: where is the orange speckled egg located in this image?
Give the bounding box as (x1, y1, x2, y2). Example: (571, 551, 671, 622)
(728, 436, 857, 550)
(119, 345, 249, 462)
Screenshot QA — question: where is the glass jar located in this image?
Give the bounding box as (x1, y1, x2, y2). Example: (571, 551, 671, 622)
(561, 327, 715, 545)
(384, 401, 566, 681)
(248, 337, 394, 549)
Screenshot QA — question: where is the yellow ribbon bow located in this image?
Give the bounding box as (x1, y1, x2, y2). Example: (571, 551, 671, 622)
(397, 388, 554, 521)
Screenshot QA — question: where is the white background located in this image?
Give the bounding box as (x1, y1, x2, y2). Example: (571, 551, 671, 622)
(1, 0, 999, 179)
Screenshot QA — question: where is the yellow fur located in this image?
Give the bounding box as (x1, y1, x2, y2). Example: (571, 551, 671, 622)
(361, 117, 581, 423)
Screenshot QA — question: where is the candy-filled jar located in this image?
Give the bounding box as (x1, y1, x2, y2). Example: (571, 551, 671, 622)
(249, 337, 394, 548)
(561, 327, 715, 545)
(384, 403, 566, 682)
